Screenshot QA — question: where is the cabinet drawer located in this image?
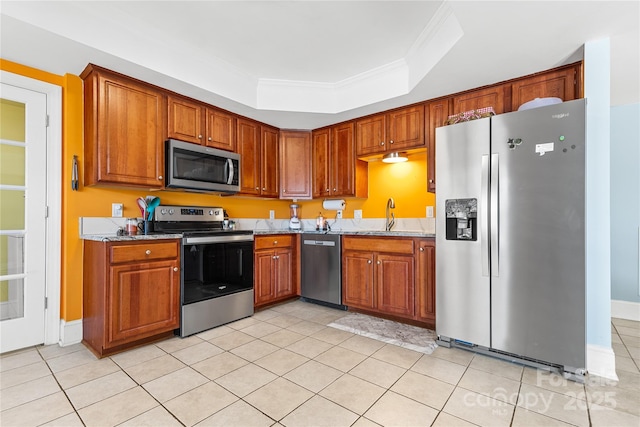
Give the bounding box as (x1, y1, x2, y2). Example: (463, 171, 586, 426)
(110, 241, 179, 264)
(343, 236, 414, 254)
(255, 235, 293, 250)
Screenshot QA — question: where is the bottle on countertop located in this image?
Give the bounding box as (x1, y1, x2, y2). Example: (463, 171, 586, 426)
(316, 212, 324, 231)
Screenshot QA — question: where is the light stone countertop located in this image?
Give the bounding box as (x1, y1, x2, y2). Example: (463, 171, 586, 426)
(80, 233, 183, 242)
(79, 216, 436, 241)
(253, 229, 435, 238)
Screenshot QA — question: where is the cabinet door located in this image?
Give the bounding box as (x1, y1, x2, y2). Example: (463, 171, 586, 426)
(255, 250, 276, 304)
(108, 260, 179, 346)
(312, 128, 331, 198)
(205, 108, 236, 151)
(237, 118, 261, 195)
(355, 114, 386, 157)
(511, 67, 577, 111)
(453, 85, 505, 115)
(93, 73, 166, 188)
(376, 254, 415, 317)
(387, 105, 425, 150)
(167, 96, 204, 144)
(274, 249, 293, 298)
(279, 131, 311, 199)
(331, 122, 356, 196)
(415, 239, 436, 323)
(426, 98, 450, 193)
(342, 251, 375, 309)
(261, 126, 280, 197)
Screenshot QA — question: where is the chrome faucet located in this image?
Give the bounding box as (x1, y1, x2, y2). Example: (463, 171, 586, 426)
(386, 198, 396, 231)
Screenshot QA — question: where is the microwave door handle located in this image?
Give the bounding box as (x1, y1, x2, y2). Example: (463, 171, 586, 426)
(226, 159, 234, 185)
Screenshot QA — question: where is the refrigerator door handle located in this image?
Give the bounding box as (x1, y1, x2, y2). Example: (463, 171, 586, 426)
(490, 153, 499, 276)
(481, 154, 490, 277)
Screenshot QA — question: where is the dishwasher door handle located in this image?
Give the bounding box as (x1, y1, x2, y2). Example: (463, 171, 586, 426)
(303, 240, 336, 247)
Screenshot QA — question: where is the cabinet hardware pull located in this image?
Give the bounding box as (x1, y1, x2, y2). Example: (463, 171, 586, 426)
(377, 260, 381, 264)
(326, 188, 329, 192)
(274, 241, 278, 245)
(333, 188, 337, 192)
(145, 250, 151, 255)
(198, 134, 203, 139)
(429, 179, 434, 183)
(158, 175, 163, 180)
(273, 256, 277, 260)
(255, 187, 259, 190)
(390, 140, 394, 144)
(208, 137, 212, 141)
(380, 142, 385, 146)
(262, 187, 266, 191)
(368, 260, 372, 264)
(173, 267, 178, 272)
(276, 256, 280, 259)
(420, 247, 425, 252)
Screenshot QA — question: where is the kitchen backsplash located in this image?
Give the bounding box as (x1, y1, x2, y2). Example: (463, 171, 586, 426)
(79, 217, 435, 236)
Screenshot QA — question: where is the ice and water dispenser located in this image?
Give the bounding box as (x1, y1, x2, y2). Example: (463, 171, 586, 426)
(445, 199, 477, 241)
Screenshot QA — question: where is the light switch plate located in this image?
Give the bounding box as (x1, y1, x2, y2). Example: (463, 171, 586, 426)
(112, 203, 123, 218)
(426, 206, 434, 218)
(269, 210, 275, 220)
(354, 209, 362, 219)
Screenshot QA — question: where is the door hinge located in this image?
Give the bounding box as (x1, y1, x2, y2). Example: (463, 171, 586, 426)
(45, 115, 50, 127)
(44, 297, 48, 309)
(45, 206, 49, 218)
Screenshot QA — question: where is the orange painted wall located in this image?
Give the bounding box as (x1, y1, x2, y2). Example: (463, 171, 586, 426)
(1, 59, 434, 322)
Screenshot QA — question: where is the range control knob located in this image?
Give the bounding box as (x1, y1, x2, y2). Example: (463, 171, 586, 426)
(168, 209, 175, 215)
(160, 209, 167, 215)
(209, 210, 215, 216)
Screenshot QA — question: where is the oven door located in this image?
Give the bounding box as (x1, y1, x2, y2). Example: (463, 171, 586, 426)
(182, 235, 254, 305)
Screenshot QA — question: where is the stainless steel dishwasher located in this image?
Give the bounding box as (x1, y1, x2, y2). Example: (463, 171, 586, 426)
(301, 233, 345, 309)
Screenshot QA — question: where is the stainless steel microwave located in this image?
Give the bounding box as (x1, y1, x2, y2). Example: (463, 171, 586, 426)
(165, 139, 240, 193)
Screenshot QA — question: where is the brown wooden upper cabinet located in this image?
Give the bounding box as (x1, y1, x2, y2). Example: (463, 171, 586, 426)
(167, 95, 236, 151)
(313, 123, 368, 198)
(237, 119, 279, 197)
(81, 64, 167, 189)
(510, 65, 580, 111)
(426, 98, 450, 193)
(355, 105, 425, 158)
(452, 85, 505, 115)
(279, 130, 312, 199)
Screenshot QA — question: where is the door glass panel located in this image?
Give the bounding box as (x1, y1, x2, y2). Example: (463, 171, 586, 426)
(0, 98, 26, 321)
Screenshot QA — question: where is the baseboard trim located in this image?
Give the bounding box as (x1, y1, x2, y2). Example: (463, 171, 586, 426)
(59, 319, 82, 347)
(587, 344, 618, 381)
(611, 299, 640, 321)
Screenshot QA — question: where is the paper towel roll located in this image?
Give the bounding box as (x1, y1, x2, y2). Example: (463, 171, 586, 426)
(322, 199, 346, 210)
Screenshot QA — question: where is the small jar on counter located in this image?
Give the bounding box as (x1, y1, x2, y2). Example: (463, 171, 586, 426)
(125, 218, 138, 236)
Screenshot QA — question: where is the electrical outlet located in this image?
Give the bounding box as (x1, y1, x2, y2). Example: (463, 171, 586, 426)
(354, 209, 363, 219)
(112, 203, 123, 218)
(336, 210, 343, 219)
(426, 206, 434, 218)
(269, 210, 275, 220)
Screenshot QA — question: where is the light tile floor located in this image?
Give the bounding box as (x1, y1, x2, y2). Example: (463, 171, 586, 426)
(1, 300, 639, 426)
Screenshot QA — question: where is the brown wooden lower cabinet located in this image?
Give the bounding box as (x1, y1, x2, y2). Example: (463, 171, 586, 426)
(82, 239, 181, 357)
(415, 239, 436, 324)
(342, 236, 435, 326)
(254, 235, 298, 307)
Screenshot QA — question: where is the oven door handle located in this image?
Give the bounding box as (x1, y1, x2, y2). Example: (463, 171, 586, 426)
(184, 234, 254, 245)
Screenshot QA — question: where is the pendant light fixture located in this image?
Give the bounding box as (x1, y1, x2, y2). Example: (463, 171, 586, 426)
(382, 152, 408, 163)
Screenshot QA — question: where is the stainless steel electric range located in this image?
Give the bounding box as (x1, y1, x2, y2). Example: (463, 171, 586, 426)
(153, 205, 254, 337)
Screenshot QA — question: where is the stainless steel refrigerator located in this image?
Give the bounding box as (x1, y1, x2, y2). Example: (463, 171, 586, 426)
(435, 99, 586, 380)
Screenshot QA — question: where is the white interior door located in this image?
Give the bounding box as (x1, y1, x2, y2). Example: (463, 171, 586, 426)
(0, 83, 48, 353)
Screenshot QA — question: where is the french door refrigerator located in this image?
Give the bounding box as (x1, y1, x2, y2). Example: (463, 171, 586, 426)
(435, 99, 586, 380)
